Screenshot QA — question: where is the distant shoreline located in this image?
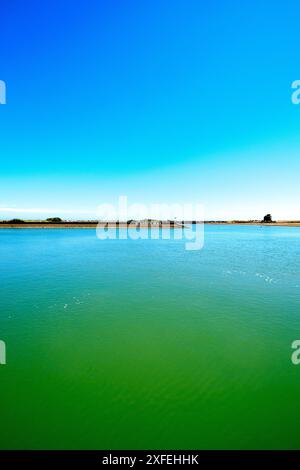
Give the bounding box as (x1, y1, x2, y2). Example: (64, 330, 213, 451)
(0, 221, 300, 228)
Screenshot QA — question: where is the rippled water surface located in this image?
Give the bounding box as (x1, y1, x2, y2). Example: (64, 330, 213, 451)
(1, 226, 300, 449)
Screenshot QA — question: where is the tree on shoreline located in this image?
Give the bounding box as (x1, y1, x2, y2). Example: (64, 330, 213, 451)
(262, 214, 272, 223)
(8, 219, 25, 224)
(46, 217, 63, 223)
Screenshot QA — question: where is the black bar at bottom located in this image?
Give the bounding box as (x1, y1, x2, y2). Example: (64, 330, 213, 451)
(0, 450, 300, 465)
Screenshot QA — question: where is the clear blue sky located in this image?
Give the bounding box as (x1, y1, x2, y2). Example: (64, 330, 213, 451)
(1, 0, 300, 220)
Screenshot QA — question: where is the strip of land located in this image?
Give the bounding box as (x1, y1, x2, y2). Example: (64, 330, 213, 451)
(0, 221, 299, 228)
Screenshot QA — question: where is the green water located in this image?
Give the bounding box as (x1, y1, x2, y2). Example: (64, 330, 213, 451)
(0, 226, 300, 449)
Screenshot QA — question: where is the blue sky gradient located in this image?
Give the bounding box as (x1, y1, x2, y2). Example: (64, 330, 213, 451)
(1, 0, 300, 219)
